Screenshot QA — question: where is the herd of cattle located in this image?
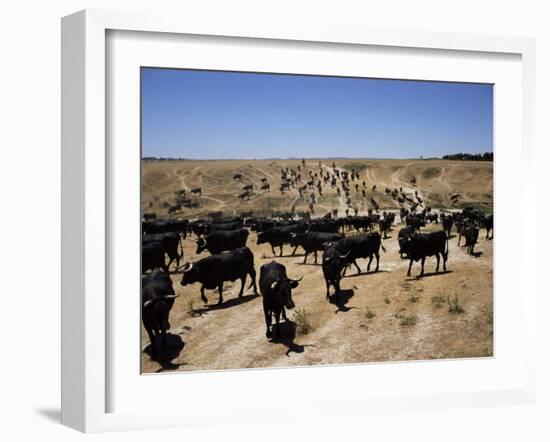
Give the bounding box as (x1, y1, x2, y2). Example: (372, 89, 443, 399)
(141, 202, 493, 356)
(158, 159, 447, 218)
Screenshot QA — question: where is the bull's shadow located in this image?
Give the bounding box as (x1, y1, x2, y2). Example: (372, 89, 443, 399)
(144, 332, 185, 372)
(268, 320, 316, 357)
(342, 269, 390, 279)
(271, 252, 305, 258)
(406, 269, 453, 281)
(192, 293, 259, 314)
(329, 289, 357, 313)
(470, 251, 483, 258)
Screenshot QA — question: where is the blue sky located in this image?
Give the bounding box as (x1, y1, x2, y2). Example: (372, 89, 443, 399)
(141, 68, 493, 159)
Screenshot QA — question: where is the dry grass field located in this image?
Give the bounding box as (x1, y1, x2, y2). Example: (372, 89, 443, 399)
(142, 158, 493, 218)
(141, 158, 493, 373)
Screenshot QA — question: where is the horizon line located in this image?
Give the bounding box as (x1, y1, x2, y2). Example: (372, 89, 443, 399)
(141, 154, 493, 161)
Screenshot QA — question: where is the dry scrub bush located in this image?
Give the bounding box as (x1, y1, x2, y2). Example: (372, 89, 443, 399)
(400, 315, 418, 326)
(365, 306, 376, 320)
(431, 295, 446, 309)
(447, 294, 465, 314)
(293, 308, 312, 335)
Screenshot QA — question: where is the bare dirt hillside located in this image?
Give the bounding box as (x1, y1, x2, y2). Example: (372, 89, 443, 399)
(141, 159, 493, 373)
(141, 159, 493, 219)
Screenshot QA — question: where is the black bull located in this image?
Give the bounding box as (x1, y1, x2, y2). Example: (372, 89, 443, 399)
(259, 261, 302, 338)
(256, 223, 307, 256)
(142, 269, 179, 354)
(401, 230, 449, 277)
(321, 247, 349, 299)
(397, 225, 416, 258)
(442, 216, 453, 238)
(290, 231, 343, 264)
(142, 241, 169, 274)
(326, 232, 386, 275)
(195, 228, 249, 255)
(322, 233, 385, 299)
(143, 232, 183, 270)
(180, 247, 258, 305)
(464, 226, 479, 255)
(142, 219, 188, 238)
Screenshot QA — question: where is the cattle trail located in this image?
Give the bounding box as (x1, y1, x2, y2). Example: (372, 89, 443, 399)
(200, 195, 227, 206)
(176, 166, 202, 192)
(256, 167, 277, 182)
(289, 195, 302, 210)
(436, 166, 456, 191)
(320, 163, 355, 215)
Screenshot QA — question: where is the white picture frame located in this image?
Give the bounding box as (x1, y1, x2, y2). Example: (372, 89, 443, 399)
(61, 9, 537, 433)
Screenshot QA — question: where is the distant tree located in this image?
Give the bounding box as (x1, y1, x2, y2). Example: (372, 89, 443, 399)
(142, 156, 190, 161)
(442, 152, 493, 161)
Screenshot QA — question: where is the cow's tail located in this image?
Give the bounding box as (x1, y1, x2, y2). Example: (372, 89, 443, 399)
(179, 233, 184, 258)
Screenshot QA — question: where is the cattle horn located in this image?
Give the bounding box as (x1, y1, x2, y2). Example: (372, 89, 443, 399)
(182, 262, 193, 272)
(291, 276, 303, 283)
(340, 251, 351, 260)
(270, 280, 279, 290)
(143, 293, 179, 307)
